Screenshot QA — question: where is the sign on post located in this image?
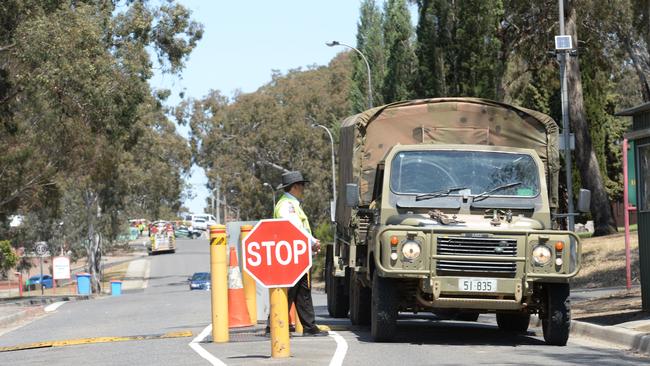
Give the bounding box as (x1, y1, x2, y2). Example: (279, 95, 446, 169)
(53, 256, 71, 280)
(35, 242, 48, 257)
(242, 219, 313, 288)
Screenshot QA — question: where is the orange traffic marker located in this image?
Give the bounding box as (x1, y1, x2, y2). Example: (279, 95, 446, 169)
(228, 247, 253, 328)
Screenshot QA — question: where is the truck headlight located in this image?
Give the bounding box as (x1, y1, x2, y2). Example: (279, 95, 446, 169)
(401, 241, 421, 260)
(532, 245, 552, 265)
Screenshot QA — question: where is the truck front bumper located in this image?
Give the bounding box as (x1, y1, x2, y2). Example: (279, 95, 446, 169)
(417, 276, 524, 310)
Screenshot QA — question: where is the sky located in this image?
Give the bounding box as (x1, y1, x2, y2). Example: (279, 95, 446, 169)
(152, 1, 364, 214)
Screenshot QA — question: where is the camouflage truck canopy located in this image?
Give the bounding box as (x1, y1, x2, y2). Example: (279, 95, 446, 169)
(336, 98, 560, 230)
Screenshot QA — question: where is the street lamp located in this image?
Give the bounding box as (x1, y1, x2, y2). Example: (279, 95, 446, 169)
(326, 40, 373, 109)
(263, 182, 276, 208)
(312, 123, 337, 223)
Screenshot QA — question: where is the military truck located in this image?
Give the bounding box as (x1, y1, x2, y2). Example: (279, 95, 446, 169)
(326, 98, 589, 345)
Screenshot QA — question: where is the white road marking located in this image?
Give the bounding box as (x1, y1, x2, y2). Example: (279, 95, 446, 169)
(328, 331, 348, 366)
(187, 325, 347, 365)
(44, 301, 66, 312)
(188, 324, 226, 366)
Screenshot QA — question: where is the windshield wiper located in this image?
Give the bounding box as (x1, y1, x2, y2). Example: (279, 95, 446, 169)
(472, 182, 522, 202)
(415, 186, 468, 201)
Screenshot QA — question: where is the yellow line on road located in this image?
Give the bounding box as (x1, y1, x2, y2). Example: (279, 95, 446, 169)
(0, 330, 193, 352)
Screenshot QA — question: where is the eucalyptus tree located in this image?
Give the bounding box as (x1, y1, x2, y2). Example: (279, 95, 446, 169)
(0, 0, 202, 290)
(183, 55, 352, 225)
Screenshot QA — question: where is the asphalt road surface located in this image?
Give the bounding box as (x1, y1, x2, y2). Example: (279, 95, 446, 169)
(0, 238, 647, 365)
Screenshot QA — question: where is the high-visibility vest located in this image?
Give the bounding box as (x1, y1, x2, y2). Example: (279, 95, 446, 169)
(274, 193, 311, 234)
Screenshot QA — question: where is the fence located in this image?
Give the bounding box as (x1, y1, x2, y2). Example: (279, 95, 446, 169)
(0, 278, 79, 299)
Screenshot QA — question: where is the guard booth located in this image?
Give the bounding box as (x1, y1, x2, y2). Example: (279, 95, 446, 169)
(617, 102, 650, 311)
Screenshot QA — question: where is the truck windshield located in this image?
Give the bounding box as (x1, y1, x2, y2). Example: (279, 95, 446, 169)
(390, 151, 540, 198)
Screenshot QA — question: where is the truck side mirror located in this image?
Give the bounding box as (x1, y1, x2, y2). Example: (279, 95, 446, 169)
(345, 183, 360, 208)
(577, 189, 591, 213)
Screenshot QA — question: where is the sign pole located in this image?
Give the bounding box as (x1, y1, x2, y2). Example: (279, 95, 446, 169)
(39, 256, 44, 297)
(624, 138, 632, 290)
(210, 225, 229, 343)
(242, 219, 315, 359)
(269, 288, 290, 358)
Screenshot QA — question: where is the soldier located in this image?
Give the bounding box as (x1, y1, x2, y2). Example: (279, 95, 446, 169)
(266, 171, 327, 337)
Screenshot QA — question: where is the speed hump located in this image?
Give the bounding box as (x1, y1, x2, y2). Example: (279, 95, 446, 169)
(242, 219, 313, 288)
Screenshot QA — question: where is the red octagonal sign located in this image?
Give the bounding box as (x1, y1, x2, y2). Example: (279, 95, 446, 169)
(242, 219, 313, 288)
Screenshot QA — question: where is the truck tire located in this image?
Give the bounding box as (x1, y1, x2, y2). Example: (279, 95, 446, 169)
(370, 271, 397, 342)
(542, 283, 571, 346)
(496, 312, 530, 332)
(349, 271, 371, 325)
(326, 245, 349, 318)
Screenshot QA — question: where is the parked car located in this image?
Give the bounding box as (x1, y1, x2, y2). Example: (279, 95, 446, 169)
(175, 226, 201, 239)
(192, 218, 207, 231)
(184, 214, 217, 231)
(188, 272, 210, 290)
(25, 274, 53, 290)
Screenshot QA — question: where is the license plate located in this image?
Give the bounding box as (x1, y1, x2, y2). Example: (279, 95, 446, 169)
(459, 278, 497, 292)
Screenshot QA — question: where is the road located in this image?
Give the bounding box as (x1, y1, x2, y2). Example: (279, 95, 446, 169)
(0, 237, 647, 365)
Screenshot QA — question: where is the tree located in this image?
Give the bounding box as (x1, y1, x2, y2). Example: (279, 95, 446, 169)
(0, 240, 18, 277)
(182, 54, 352, 226)
(413, 0, 503, 99)
(383, 0, 416, 103)
(0, 0, 201, 290)
(450, 0, 503, 98)
(414, 0, 449, 98)
(352, 0, 386, 112)
(564, 0, 617, 235)
(491, 0, 624, 235)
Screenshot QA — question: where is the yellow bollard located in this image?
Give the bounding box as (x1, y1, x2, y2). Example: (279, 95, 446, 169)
(210, 225, 228, 343)
(294, 306, 303, 334)
(269, 288, 290, 358)
(240, 225, 257, 324)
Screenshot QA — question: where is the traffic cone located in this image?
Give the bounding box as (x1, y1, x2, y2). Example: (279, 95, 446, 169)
(228, 247, 253, 328)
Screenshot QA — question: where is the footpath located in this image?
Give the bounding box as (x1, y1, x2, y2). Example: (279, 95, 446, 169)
(567, 286, 650, 356)
(0, 237, 150, 334)
(1, 242, 649, 356)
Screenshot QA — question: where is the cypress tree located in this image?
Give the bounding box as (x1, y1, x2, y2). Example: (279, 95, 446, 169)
(449, 0, 503, 98)
(383, 0, 416, 103)
(414, 0, 450, 98)
(352, 0, 385, 112)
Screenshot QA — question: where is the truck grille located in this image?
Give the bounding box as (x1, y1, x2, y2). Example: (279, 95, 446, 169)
(436, 236, 517, 277)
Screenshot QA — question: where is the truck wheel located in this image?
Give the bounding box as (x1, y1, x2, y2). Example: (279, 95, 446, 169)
(542, 283, 571, 346)
(370, 271, 397, 342)
(326, 245, 349, 318)
(496, 312, 530, 332)
(349, 271, 371, 325)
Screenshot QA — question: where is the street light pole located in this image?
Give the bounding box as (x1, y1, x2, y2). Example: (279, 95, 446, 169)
(326, 40, 373, 109)
(312, 124, 337, 223)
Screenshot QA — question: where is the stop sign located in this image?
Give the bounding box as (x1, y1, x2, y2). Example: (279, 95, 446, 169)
(242, 219, 313, 288)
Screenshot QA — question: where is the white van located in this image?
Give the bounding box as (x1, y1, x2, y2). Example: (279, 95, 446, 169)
(184, 214, 217, 231)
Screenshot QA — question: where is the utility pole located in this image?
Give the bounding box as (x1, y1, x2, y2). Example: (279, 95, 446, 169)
(215, 177, 221, 224)
(558, 0, 575, 231)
